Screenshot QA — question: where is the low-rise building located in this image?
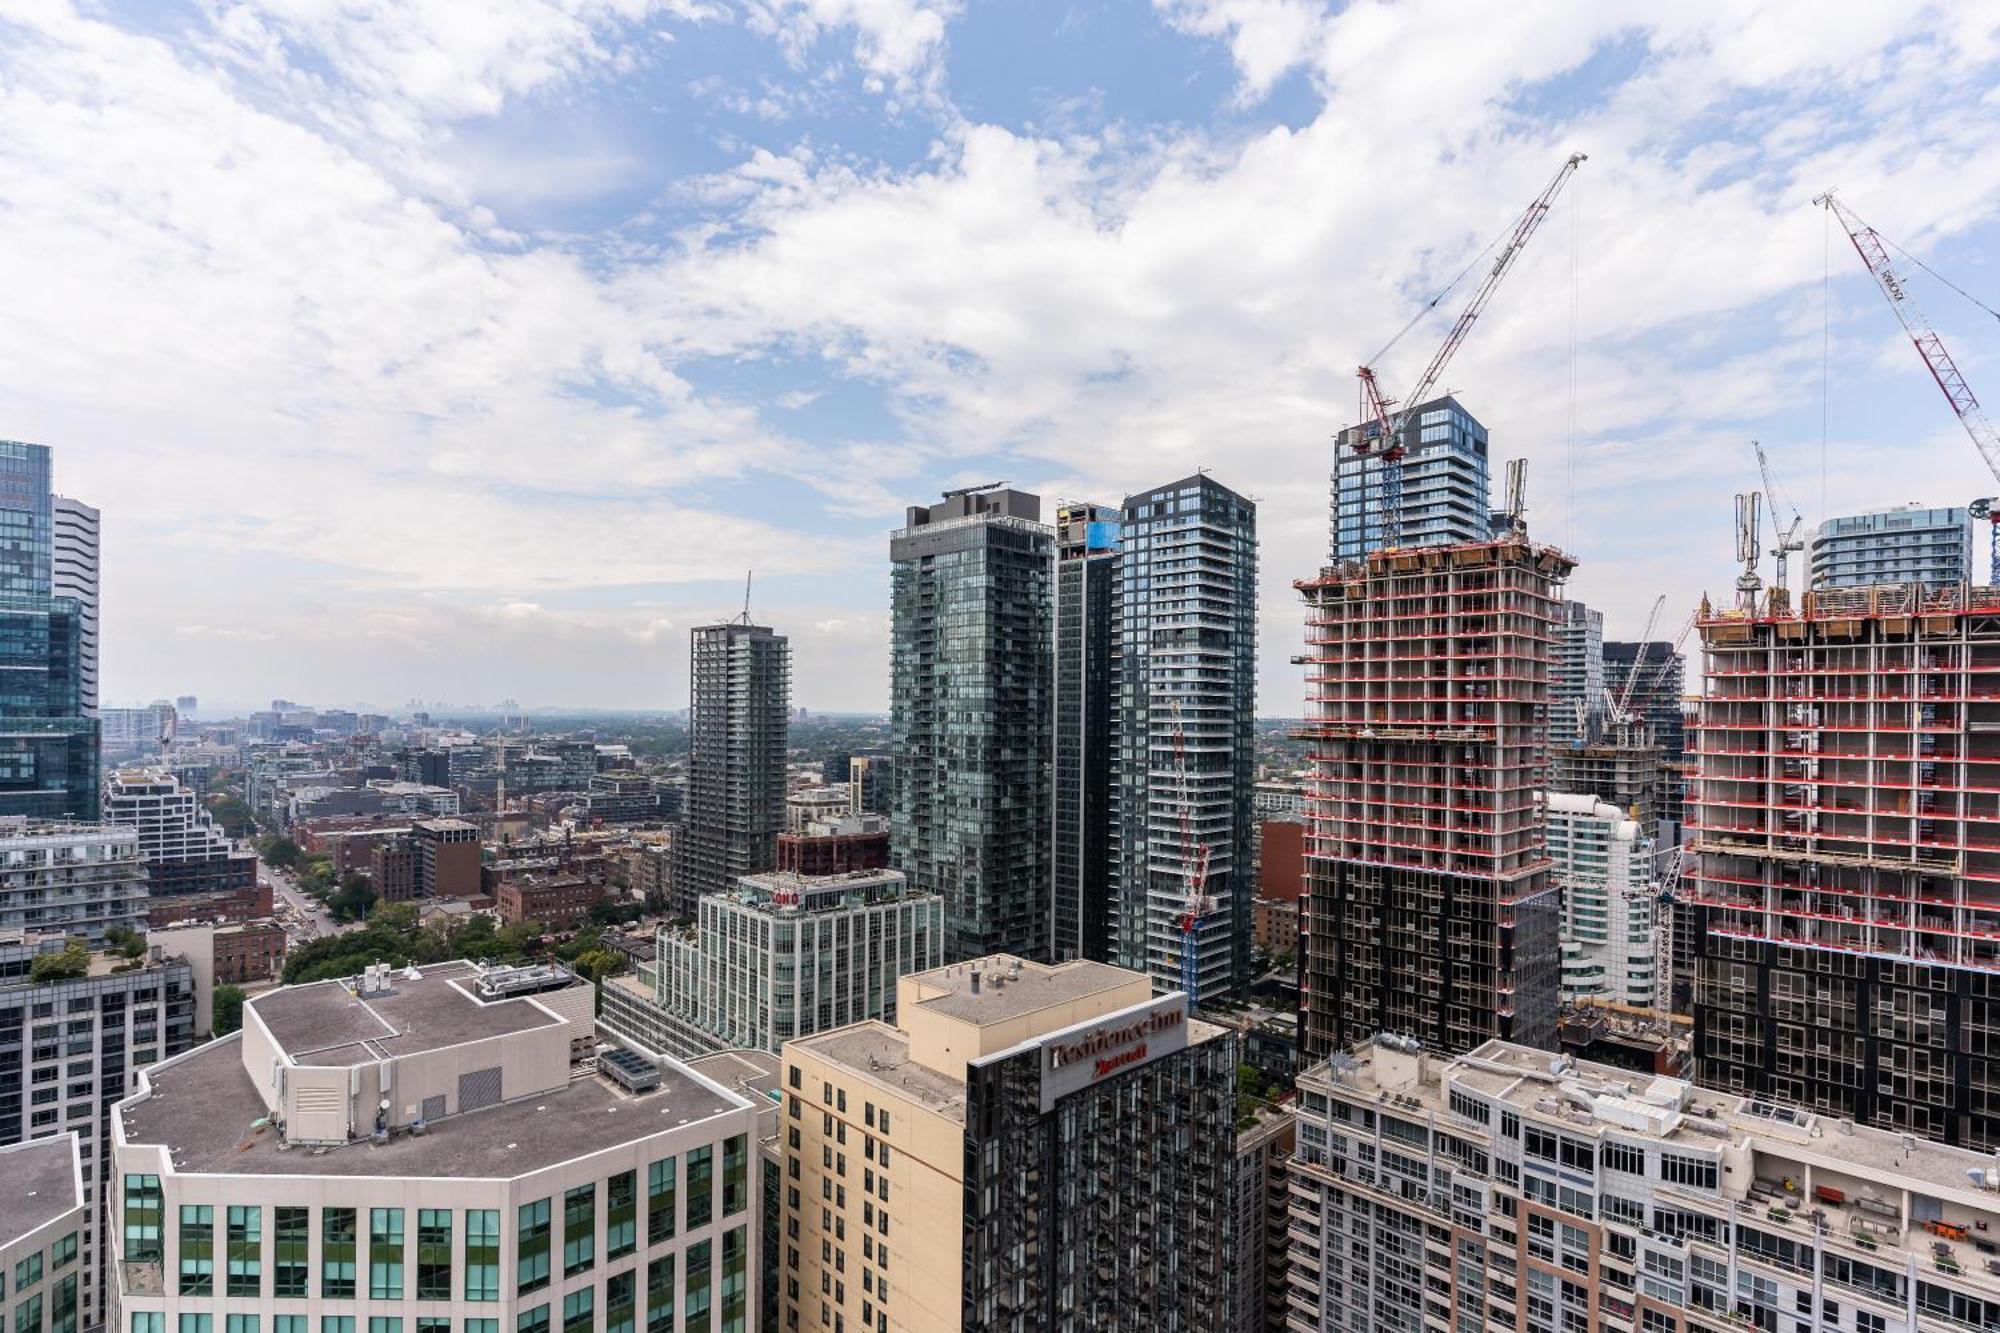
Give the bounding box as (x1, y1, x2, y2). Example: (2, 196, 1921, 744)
(145, 883, 272, 929)
(774, 814, 890, 876)
(112, 960, 762, 1333)
(209, 919, 286, 984)
(494, 874, 607, 929)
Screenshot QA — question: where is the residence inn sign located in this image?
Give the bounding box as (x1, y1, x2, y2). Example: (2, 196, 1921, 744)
(1036, 993, 1189, 1111)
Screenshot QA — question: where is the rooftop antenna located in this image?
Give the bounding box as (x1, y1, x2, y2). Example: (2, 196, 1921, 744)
(1735, 492, 1763, 613)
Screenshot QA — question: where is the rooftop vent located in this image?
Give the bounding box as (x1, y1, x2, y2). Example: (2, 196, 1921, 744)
(599, 1048, 662, 1094)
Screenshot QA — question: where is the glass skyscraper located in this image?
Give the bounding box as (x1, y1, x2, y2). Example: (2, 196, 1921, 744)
(889, 486, 1053, 960)
(0, 442, 52, 596)
(1110, 474, 1257, 1003)
(0, 441, 97, 820)
(1052, 501, 1118, 963)
(1330, 394, 1490, 558)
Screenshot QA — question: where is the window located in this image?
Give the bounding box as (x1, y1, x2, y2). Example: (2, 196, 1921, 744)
(367, 1321, 400, 1333)
(1525, 1127, 1558, 1163)
(687, 1147, 713, 1230)
(123, 1175, 163, 1264)
(720, 1227, 747, 1333)
(563, 1288, 593, 1333)
(16, 1250, 42, 1292)
(468, 1322, 499, 1333)
(50, 1233, 75, 1271)
(563, 1185, 595, 1277)
(227, 1206, 262, 1297)
(1659, 1153, 1718, 1191)
(417, 1210, 452, 1300)
(322, 1208, 357, 1299)
(647, 1158, 676, 1244)
(275, 1208, 310, 1299)
(607, 1271, 636, 1333)
(1448, 1090, 1491, 1124)
(321, 1320, 353, 1333)
(1559, 1138, 1595, 1172)
(178, 1205, 214, 1295)
(368, 1209, 405, 1299)
(517, 1307, 549, 1333)
(607, 1172, 637, 1260)
(1602, 1142, 1644, 1175)
(722, 1136, 748, 1218)
(275, 1319, 306, 1333)
(465, 1210, 500, 1302)
(170, 1316, 201, 1333)
(685, 1239, 712, 1333)
(517, 1199, 551, 1294)
(647, 1255, 676, 1333)
(133, 1316, 165, 1333)
(417, 1321, 449, 1333)
(227, 1318, 260, 1333)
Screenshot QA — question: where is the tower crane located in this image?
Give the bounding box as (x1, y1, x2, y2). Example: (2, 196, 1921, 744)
(1352, 153, 1586, 549)
(1169, 695, 1214, 1005)
(1817, 192, 2000, 580)
(1751, 441, 1806, 594)
(1604, 594, 1666, 737)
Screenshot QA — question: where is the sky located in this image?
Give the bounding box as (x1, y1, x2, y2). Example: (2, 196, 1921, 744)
(4, 0, 2000, 716)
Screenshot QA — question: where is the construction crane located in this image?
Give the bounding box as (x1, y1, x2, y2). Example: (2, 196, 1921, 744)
(1500, 458, 1529, 537)
(1751, 441, 1806, 593)
(1734, 492, 1763, 613)
(1168, 695, 1214, 1005)
(1605, 594, 1666, 736)
(1817, 192, 2000, 578)
(1351, 152, 1586, 549)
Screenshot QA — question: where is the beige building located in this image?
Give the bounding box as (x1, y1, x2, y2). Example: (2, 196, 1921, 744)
(781, 955, 1240, 1333)
(111, 960, 763, 1333)
(0, 1135, 87, 1333)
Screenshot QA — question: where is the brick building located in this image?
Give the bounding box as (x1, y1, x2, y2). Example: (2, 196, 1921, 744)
(211, 919, 287, 983)
(494, 874, 607, 928)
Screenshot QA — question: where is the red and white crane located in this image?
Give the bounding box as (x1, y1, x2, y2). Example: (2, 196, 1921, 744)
(1170, 695, 1214, 1004)
(1352, 152, 1586, 549)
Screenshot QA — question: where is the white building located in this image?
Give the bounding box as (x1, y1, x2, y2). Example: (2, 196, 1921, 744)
(0, 819, 148, 942)
(1548, 792, 1658, 1007)
(52, 496, 98, 717)
(112, 960, 761, 1333)
(600, 868, 940, 1061)
(101, 704, 177, 760)
(0, 1135, 87, 1333)
(104, 768, 246, 864)
(1552, 599, 1605, 751)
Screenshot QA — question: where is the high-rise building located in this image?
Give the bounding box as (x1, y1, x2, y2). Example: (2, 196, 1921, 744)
(102, 768, 258, 899)
(1549, 741, 1666, 844)
(1810, 502, 1973, 589)
(0, 441, 53, 596)
(676, 621, 789, 919)
(845, 753, 894, 816)
(1298, 534, 1573, 1058)
(1549, 792, 1659, 1007)
(1330, 394, 1491, 559)
(599, 867, 941, 1060)
(1551, 599, 1605, 752)
(0, 444, 97, 821)
(889, 487, 1053, 961)
(1689, 581, 2000, 1147)
(1230, 1108, 1294, 1333)
(51, 497, 98, 717)
(1, 929, 200, 1325)
(412, 817, 482, 897)
(1052, 500, 1118, 963)
(1288, 1034, 2000, 1333)
(1110, 474, 1258, 1002)
(0, 821, 147, 942)
(782, 955, 1239, 1333)
(113, 960, 762, 1333)
(0, 1135, 85, 1333)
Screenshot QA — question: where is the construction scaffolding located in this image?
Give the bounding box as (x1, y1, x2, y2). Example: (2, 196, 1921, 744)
(1296, 535, 1575, 1058)
(1689, 580, 2000, 1148)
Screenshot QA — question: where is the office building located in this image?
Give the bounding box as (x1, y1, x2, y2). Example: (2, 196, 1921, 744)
(413, 817, 481, 898)
(0, 821, 147, 943)
(1552, 599, 1605, 752)
(1052, 500, 1118, 963)
(0, 1135, 85, 1333)
(112, 960, 761, 1333)
(1810, 502, 1973, 589)
(1549, 793, 1659, 1008)
(784, 787, 851, 833)
(1287, 1033, 2000, 1333)
(103, 768, 258, 899)
(1110, 474, 1258, 1002)
(1297, 535, 1573, 1058)
(2, 930, 200, 1325)
(889, 488, 1053, 960)
(601, 868, 941, 1062)
(677, 621, 789, 918)
(845, 754, 894, 817)
(775, 813, 888, 876)
(51, 497, 98, 717)
(493, 873, 607, 928)
(0, 441, 53, 595)
(101, 703, 178, 759)
(1330, 394, 1491, 559)
(0, 596, 97, 821)
(1688, 581, 2000, 1147)
(782, 955, 1239, 1333)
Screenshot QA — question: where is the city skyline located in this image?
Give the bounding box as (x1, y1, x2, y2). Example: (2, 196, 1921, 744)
(5, 4, 1999, 712)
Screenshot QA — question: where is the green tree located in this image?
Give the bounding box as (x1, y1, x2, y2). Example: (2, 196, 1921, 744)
(207, 794, 260, 839)
(104, 925, 147, 960)
(257, 835, 302, 869)
(29, 938, 90, 982)
(213, 984, 247, 1036)
(328, 872, 379, 922)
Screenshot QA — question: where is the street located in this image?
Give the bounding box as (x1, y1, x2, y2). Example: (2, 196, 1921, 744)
(262, 859, 359, 942)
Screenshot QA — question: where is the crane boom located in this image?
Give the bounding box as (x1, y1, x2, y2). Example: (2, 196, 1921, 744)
(1612, 594, 1667, 725)
(1816, 192, 2000, 484)
(1353, 152, 1586, 549)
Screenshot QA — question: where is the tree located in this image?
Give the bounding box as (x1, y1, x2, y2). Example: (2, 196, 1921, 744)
(104, 925, 147, 960)
(257, 835, 302, 869)
(29, 938, 90, 982)
(213, 984, 247, 1036)
(207, 793, 260, 839)
(328, 872, 379, 923)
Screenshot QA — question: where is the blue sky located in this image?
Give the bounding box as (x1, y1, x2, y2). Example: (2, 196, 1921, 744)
(2, 0, 1998, 713)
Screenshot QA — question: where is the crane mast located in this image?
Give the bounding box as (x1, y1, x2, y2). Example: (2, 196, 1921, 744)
(1169, 696, 1213, 1004)
(1351, 153, 1586, 550)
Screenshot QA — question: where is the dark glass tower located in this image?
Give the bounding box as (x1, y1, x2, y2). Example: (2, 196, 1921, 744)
(674, 620, 789, 918)
(889, 487, 1053, 960)
(1053, 502, 1118, 962)
(0, 441, 97, 820)
(1110, 474, 1258, 1003)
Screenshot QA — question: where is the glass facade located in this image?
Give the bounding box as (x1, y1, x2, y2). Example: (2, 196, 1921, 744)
(1053, 502, 1118, 963)
(1331, 395, 1490, 560)
(675, 624, 789, 918)
(0, 442, 52, 597)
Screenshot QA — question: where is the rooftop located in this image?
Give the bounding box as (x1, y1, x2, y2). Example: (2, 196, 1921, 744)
(902, 955, 1136, 1025)
(0, 1136, 81, 1244)
(796, 1022, 967, 1123)
(121, 1036, 739, 1179)
(246, 961, 563, 1066)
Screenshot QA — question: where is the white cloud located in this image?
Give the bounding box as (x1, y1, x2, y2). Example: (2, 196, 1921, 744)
(743, 0, 958, 95)
(1153, 0, 1330, 104)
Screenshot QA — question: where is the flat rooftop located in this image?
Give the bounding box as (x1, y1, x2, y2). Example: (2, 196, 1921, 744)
(797, 1023, 967, 1123)
(904, 956, 1138, 1025)
(247, 961, 563, 1066)
(122, 1035, 739, 1179)
(0, 1136, 80, 1244)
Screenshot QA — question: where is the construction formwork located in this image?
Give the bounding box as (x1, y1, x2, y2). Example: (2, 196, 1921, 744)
(1296, 536, 1574, 1058)
(1689, 581, 2000, 1148)
(1549, 740, 1666, 840)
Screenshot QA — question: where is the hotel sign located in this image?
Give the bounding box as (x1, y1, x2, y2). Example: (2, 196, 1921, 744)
(1037, 995, 1188, 1111)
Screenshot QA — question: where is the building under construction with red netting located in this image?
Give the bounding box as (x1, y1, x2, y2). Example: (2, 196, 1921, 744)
(1296, 535, 1574, 1058)
(1689, 581, 2000, 1148)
